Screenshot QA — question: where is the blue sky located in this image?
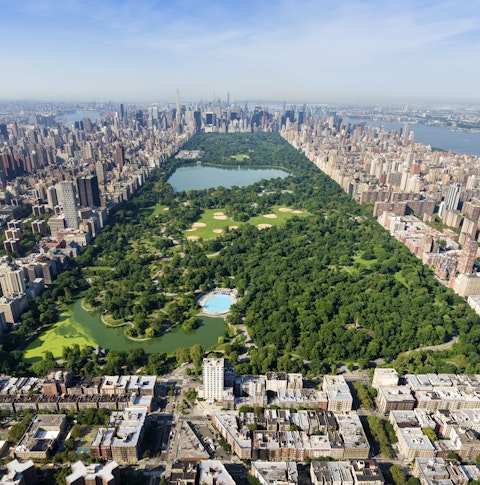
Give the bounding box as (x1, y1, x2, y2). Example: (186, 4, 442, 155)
(1, 0, 480, 103)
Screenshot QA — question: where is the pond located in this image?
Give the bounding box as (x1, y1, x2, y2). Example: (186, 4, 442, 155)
(167, 165, 290, 192)
(24, 299, 226, 362)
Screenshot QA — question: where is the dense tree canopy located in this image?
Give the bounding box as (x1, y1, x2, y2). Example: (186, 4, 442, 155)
(4, 132, 478, 376)
(76, 133, 480, 372)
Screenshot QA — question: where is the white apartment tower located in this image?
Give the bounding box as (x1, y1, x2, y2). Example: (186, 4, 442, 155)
(203, 358, 225, 401)
(0, 267, 26, 297)
(445, 183, 461, 212)
(59, 181, 79, 229)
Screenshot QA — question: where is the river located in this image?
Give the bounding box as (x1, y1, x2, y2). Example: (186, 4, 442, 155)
(56, 110, 102, 126)
(344, 118, 480, 157)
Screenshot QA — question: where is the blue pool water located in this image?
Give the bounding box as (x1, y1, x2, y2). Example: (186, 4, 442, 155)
(203, 294, 234, 314)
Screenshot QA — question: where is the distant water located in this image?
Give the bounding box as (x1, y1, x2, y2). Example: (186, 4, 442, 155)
(56, 110, 101, 126)
(344, 118, 480, 157)
(168, 165, 291, 192)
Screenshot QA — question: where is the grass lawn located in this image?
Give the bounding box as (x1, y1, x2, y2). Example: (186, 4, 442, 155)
(248, 207, 306, 226)
(342, 256, 378, 275)
(83, 266, 113, 277)
(353, 256, 378, 269)
(151, 204, 169, 216)
(394, 271, 409, 288)
(102, 314, 126, 327)
(24, 307, 97, 362)
(230, 154, 250, 161)
(86, 266, 113, 272)
(184, 206, 308, 240)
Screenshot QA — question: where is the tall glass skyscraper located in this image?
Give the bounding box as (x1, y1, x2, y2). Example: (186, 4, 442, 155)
(59, 180, 79, 229)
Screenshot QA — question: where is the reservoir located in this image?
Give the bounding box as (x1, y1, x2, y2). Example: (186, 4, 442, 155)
(24, 299, 226, 362)
(168, 165, 291, 192)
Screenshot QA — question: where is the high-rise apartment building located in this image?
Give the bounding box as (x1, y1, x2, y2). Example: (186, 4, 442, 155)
(457, 238, 478, 275)
(76, 175, 100, 207)
(0, 267, 26, 297)
(96, 161, 106, 185)
(202, 358, 225, 401)
(59, 181, 79, 229)
(115, 146, 125, 170)
(445, 183, 461, 211)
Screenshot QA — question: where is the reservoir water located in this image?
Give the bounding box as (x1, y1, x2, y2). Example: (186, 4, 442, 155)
(168, 165, 291, 192)
(344, 117, 480, 157)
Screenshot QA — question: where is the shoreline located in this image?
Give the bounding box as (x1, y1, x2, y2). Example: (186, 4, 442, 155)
(81, 299, 153, 342)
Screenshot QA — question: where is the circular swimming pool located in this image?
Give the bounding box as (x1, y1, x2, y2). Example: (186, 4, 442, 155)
(202, 293, 234, 315)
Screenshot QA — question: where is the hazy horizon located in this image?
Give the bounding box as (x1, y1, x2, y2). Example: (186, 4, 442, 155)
(2, 1, 480, 104)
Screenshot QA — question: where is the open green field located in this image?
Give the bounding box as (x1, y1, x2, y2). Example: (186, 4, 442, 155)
(151, 204, 169, 216)
(83, 266, 113, 278)
(185, 206, 308, 240)
(24, 306, 97, 362)
(353, 256, 378, 270)
(230, 154, 250, 161)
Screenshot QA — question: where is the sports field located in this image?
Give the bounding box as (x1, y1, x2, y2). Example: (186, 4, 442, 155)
(184, 206, 307, 240)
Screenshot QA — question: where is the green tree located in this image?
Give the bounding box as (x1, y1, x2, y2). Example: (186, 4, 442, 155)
(8, 413, 33, 443)
(146, 353, 168, 375)
(422, 427, 437, 442)
(190, 344, 205, 365)
(160, 477, 168, 485)
(447, 451, 461, 461)
(184, 388, 197, 401)
(390, 465, 406, 485)
(70, 424, 81, 439)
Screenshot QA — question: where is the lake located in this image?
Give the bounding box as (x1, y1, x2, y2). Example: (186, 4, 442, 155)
(24, 299, 226, 361)
(168, 165, 291, 192)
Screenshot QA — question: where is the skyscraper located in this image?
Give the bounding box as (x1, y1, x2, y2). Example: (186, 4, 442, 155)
(445, 183, 461, 211)
(176, 88, 181, 126)
(457, 238, 478, 275)
(76, 175, 100, 208)
(115, 146, 125, 170)
(96, 160, 106, 185)
(59, 180, 79, 229)
(202, 358, 224, 401)
(46, 185, 58, 210)
(0, 267, 26, 297)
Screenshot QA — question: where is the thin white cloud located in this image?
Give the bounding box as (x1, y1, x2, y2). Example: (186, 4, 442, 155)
(2, 0, 480, 100)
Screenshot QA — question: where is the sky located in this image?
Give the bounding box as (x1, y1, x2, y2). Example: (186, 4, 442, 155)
(1, 0, 480, 103)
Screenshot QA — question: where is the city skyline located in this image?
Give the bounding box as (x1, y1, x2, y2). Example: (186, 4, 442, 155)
(1, 0, 480, 104)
